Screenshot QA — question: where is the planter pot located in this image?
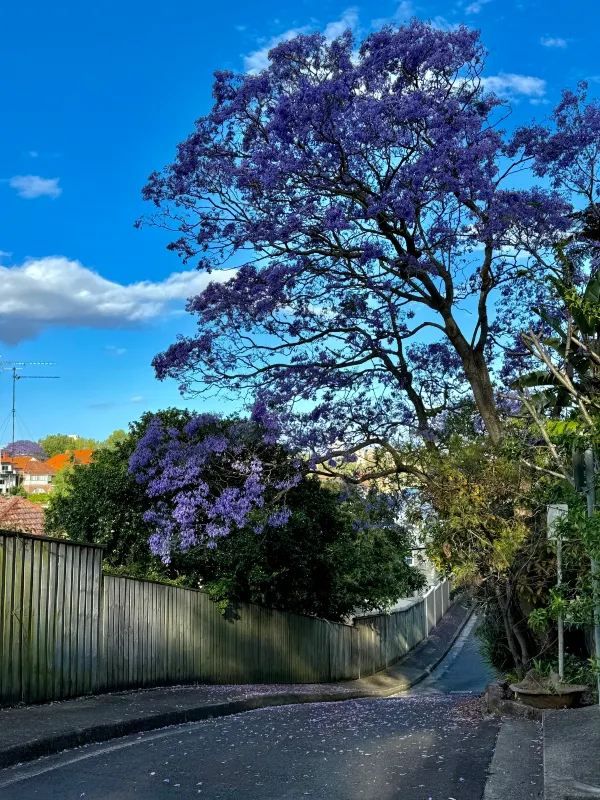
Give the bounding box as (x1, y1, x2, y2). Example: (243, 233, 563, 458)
(509, 687, 585, 710)
(509, 670, 588, 710)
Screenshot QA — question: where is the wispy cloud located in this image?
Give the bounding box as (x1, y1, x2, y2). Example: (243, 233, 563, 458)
(464, 0, 492, 13)
(482, 72, 546, 99)
(322, 8, 359, 40)
(104, 345, 128, 356)
(8, 175, 61, 199)
(430, 16, 460, 31)
(243, 8, 358, 73)
(0, 256, 236, 343)
(371, 0, 414, 27)
(244, 27, 309, 73)
(540, 36, 568, 48)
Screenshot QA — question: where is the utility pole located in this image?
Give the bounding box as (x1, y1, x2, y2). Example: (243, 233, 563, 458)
(584, 448, 600, 703)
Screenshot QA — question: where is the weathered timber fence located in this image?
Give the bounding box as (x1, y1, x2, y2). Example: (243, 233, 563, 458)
(0, 530, 451, 705)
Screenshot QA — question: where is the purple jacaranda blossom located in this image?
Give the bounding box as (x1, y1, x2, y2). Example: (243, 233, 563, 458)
(130, 413, 303, 561)
(267, 508, 292, 527)
(4, 440, 47, 459)
(141, 20, 598, 468)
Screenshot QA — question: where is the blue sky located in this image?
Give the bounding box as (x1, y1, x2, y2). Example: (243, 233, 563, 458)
(1, 0, 597, 443)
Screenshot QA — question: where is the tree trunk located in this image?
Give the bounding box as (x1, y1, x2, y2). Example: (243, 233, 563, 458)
(443, 315, 503, 443)
(505, 582, 531, 669)
(495, 584, 525, 675)
(464, 350, 503, 444)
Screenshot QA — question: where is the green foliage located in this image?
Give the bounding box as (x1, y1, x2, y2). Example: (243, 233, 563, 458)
(24, 492, 52, 504)
(46, 410, 424, 620)
(423, 436, 532, 581)
(421, 434, 560, 674)
(199, 479, 424, 620)
(530, 653, 597, 687)
(45, 436, 163, 578)
(39, 433, 98, 457)
(100, 429, 128, 450)
(475, 606, 513, 673)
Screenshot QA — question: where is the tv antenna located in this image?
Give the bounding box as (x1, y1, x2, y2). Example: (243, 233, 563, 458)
(0, 362, 59, 454)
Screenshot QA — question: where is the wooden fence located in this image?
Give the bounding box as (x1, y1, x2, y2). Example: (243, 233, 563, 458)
(0, 530, 451, 705)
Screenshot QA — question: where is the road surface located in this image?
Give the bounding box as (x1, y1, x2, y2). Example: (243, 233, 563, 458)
(0, 617, 499, 799)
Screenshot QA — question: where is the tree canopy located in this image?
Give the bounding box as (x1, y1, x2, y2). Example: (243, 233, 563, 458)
(4, 440, 47, 459)
(141, 21, 597, 481)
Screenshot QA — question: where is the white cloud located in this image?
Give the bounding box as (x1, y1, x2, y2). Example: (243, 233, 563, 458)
(28, 150, 39, 158)
(429, 15, 460, 31)
(8, 175, 62, 199)
(322, 8, 359, 40)
(540, 36, 567, 48)
(129, 395, 144, 404)
(244, 27, 309, 73)
(372, 1, 414, 27)
(464, 0, 492, 13)
(243, 8, 358, 74)
(0, 256, 235, 343)
(482, 72, 546, 99)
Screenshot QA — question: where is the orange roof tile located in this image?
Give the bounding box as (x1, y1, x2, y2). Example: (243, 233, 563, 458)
(11, 459, 57, 476)
(46, 448, 94, 471)
(10, 455, 49, 472)
(0, 497, 46, 537)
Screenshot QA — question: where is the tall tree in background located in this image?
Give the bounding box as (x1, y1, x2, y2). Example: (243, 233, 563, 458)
(4, 440, 47, 459)
(39, 433, 98, 457)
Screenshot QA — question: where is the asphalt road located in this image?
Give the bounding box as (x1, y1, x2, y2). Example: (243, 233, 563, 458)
(409, 614, 498, 696)
(0, 618, 499, 800)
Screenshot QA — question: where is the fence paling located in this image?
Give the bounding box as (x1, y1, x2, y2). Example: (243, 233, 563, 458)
(0, 530, 451, 705)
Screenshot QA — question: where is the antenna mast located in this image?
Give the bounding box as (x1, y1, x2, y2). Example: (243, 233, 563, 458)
(0, 361, 59, 454)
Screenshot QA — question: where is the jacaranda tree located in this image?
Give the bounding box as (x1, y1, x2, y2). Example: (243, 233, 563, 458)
(4, 439, 47, 459)
(140, 21, 600, 569)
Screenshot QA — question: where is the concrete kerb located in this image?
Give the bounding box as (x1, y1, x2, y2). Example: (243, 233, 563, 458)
(0, 599, 474, 771)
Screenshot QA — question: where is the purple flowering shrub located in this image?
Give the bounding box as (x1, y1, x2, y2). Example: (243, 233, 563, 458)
(129, 410, 302, 562)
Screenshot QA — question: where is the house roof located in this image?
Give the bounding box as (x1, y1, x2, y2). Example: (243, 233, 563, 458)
(46, 449, 94, 471)
(11, 458, 57, 477)
(10, 456, 55, 475)
(0, 497, 46, 537)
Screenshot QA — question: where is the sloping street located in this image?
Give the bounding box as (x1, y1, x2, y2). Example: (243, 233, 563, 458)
(0, 619, 501, 799)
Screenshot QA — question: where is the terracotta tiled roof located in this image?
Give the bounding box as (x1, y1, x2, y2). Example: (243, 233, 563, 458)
(0, 497, 46, 537)
(11, 458, 56, 477)
(46, 449, 94, 471)
(11, 456, 56, 475)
